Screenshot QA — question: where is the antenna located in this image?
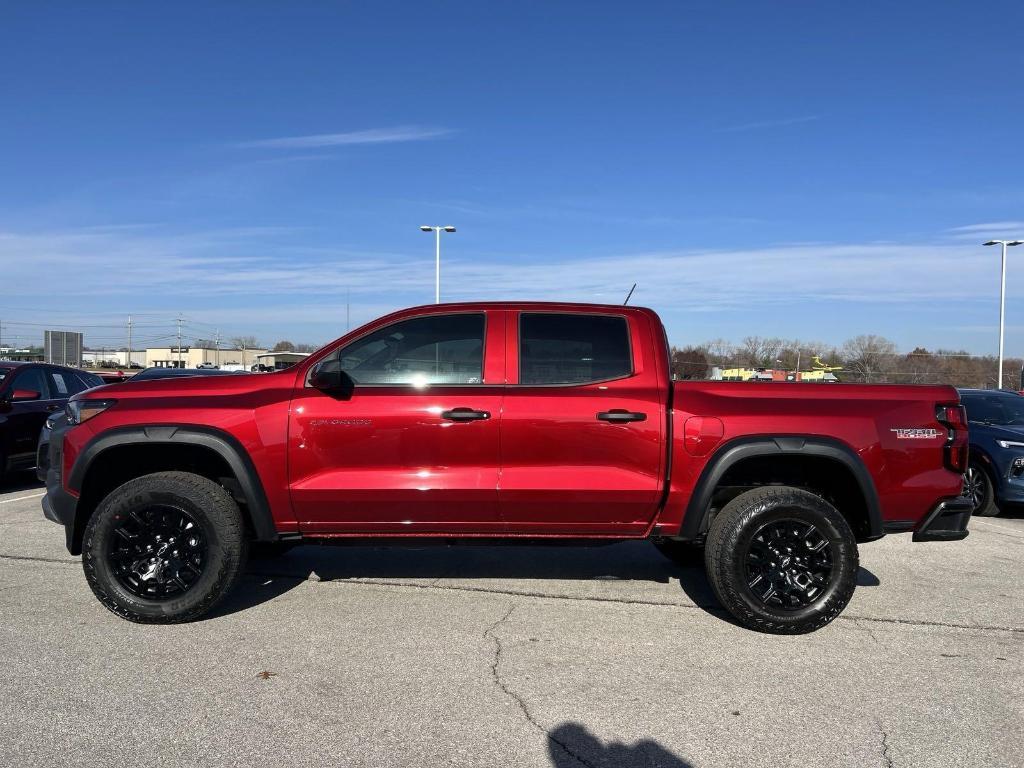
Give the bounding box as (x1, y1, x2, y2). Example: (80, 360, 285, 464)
(623, 283, 637, 305)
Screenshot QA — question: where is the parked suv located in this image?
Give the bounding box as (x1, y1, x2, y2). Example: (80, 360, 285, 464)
(958, 388, 1024, 516)
(0, 362, 102, 480)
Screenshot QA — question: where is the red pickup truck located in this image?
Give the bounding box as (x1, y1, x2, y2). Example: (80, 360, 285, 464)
(41, 302, 972, 633)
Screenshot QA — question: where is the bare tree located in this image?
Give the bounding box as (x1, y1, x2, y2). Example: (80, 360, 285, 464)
(841, 335, 898, 383)
(671, 346, 709, 380)
(231, 335, 261, 350)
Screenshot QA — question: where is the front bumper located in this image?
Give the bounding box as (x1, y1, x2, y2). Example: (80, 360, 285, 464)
(39, 417, 81, 554)
(913, 498, 973, 542)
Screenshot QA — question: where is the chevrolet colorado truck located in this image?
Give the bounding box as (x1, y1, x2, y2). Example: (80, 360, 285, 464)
(41, 302, 972, 633)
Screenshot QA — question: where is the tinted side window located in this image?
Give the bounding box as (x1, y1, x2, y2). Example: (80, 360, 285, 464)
(519, 313, 632, 385)
(339, 314, 485, 385)
(10, 367, 50, 398)
(49, 371, 98, 396)
(962, 395, 1003, 424)
(75, 372, 105, 390)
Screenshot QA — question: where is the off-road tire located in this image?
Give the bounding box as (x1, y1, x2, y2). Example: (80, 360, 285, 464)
(704, 486, 859, 634)
(964, 461, 1000, 517)
(652, 538, 704, 568)
(82, 471, 248, 623)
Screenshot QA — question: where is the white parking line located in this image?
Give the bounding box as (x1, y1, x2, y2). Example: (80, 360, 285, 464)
(0, 492, 45, 505)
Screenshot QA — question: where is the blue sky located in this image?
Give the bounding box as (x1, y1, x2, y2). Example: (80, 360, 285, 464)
(2, 1, 1024, 354)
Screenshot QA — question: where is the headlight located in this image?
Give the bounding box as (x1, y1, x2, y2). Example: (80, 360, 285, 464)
(996, 440, 1024, 449)
(66, 399, 116, 425)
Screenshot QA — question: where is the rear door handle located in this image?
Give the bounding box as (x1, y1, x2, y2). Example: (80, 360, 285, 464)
(597, 409, 647, 423)
(45, 404, 62, 412)
(441, 407, 491, 422)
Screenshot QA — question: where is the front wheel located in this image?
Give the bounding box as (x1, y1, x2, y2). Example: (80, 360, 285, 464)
(963, 462, 1000, 517)
(704, 486, 859, 634)
(82, 471, 248, 623)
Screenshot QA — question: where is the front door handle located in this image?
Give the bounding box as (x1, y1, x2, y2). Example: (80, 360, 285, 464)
(441, 407, 491, 422)
(45, 404, 62, 412)
(597, 409, 647, 423)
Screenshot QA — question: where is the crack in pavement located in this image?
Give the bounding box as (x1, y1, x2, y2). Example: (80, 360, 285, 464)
(483, 604, 598, 768)
(0, 553, 79, 565)
(853, 618, 883, 646)
(876, 720, 895, 768)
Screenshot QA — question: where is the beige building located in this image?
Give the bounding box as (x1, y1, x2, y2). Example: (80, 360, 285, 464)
(253, 351, 311, 371)
(145, 346, 267, 369)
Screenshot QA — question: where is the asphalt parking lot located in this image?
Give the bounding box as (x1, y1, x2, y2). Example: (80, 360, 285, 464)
(1, 475, 1021, 768)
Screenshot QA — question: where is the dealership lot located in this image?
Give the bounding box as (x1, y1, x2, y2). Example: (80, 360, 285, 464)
(0, 476, 1021, 768)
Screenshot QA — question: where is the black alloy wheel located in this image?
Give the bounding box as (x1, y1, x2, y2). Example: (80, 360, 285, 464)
(107, 505, 208, 599)
(704, 486, 859, 634)
(83, 471, 248, 623)
(744, 518, 834, 610)
(963, 463, 1000, 517)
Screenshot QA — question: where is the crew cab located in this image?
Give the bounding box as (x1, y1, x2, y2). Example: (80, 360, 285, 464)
(40, 302, 971, 632)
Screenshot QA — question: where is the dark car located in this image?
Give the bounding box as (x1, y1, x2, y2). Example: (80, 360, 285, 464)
(0, 361, 103, 480)
(130, 366, 245, 381)
(958, 388, 1024, 516)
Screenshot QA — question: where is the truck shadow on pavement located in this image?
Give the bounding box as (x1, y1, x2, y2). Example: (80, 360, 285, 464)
(547, 722, 695, 768)
(210, 540, 880, 622)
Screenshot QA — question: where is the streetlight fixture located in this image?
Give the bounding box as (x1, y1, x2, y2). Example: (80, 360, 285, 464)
(420, 225, 456, 303)
(984, 239, 1024, 389)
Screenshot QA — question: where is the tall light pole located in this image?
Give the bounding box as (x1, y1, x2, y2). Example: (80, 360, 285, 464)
(984, 239, 1024, 389)
(420, 225, 456, 303)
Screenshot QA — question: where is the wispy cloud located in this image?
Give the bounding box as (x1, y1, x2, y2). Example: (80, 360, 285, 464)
(718, 115, 820, 133)
(236, 125, 454, 149)
(0, 225, 1004, 350)
(945, 221, 1024, 241)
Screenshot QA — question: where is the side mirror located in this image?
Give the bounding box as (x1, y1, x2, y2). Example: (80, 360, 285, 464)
(12, 389, 41, 402)
(308, 359, 348, 392)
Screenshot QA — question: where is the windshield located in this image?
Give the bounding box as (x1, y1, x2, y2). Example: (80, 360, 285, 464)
(962, 394, 1024, 426)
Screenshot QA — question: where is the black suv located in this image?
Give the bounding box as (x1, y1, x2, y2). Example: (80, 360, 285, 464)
(0, 362, 103, 480)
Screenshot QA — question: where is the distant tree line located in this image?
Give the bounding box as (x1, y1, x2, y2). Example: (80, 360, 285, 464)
(671, 335, 1024, 390)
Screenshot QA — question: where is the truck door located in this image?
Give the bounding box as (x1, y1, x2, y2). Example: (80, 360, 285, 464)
(288, 310, 505, 534)
(498, 309, 667, 535)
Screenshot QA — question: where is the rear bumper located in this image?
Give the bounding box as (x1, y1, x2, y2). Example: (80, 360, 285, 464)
(912, 498, 973, 542)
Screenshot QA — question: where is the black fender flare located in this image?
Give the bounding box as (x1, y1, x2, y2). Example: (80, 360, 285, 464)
(678, 435, 883, 541)
(69, 425, 278, 542)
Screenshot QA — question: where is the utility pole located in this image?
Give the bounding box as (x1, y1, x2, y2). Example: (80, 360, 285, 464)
(176, 315, 183, 368)
(215, 328, 220, 368)
(127, 315, 133, 370)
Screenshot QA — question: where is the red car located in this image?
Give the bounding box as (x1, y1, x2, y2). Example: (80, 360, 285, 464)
(40, 302, 971, 632)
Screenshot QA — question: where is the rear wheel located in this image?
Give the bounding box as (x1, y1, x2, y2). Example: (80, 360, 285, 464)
(82, 471, 248, 623)
(704, 486, 859, 634)
(963, 462, 1000, 517)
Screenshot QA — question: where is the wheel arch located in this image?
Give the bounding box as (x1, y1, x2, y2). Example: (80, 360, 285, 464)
(67, 426, 277, 555)
(679, 435, 883, 543)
